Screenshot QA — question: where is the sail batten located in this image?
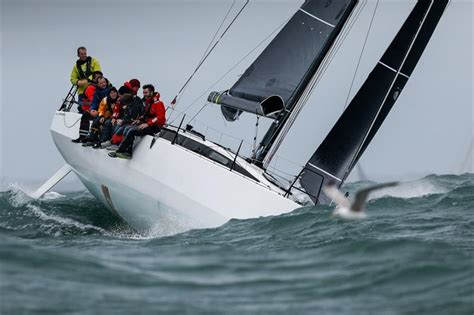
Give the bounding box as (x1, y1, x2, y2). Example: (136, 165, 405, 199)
(299, 8, 336, 28)
(208, 0, 358, 129)
(299, 0, 449, 203)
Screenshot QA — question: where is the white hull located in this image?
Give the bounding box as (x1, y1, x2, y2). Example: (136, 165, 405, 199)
(51, 111, 300, 233)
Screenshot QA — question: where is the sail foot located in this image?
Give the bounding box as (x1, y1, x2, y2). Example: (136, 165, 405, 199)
(298, 164, 342, 204)
(208, 91, 284, 122)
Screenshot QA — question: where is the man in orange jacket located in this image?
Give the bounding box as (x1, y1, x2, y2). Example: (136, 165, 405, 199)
(110, 84, 166, 159)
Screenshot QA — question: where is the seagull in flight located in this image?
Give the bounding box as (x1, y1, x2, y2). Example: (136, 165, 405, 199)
(323, 182, 399, 219)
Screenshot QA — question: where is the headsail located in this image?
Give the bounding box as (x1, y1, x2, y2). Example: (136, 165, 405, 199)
(298, 0, 449, 203)
(208, 0, 358, 123)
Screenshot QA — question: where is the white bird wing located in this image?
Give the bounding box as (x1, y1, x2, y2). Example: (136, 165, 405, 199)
(323, 185, 351, 209)
(352, 182, 399, 212)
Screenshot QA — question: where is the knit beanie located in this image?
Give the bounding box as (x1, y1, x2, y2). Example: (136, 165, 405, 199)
(129, 79, 141, 88)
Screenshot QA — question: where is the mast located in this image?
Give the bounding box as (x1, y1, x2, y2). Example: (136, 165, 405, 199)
(208, 0, 359, 163)
(297, 0, 449, 203)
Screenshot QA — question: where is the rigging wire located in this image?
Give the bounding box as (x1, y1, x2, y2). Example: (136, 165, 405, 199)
(343, 0, 432, 181)
(199, 0, 237, 66)
(342, 0, 380, 111)
(170, 16, 290, 125)
(169, 0, 250, 109)
(261, 0, 368, 167)
(170, 0, 237, 113)
(188, 101, 210, 123)
(340, 0, 381, 180)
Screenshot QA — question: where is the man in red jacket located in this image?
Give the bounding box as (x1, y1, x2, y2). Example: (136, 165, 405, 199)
(72, 72, 104, 142)
(110, 84, 166, 159)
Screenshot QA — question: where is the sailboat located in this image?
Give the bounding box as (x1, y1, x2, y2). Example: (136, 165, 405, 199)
(42, 0, 449, 232)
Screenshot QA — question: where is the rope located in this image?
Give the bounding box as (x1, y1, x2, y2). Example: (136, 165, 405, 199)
(342, 0, 380, 110)
(169, 0, 250, 109)
(62, 115, 81, 129)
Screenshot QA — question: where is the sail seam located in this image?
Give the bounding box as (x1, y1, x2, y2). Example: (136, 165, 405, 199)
(378, 61, 410, 79)
(308, 163, 342, 182)
(299, 9, 336, 28)
(345, 0, 435, 179)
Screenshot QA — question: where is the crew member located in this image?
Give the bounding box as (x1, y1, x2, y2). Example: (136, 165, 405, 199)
(92, 87, 120, 149)
(70, 47, 101, 107)
(111, 84, 165, 159)
(72, 76, 109, 143)
(82, 77, 111, 146)
(109, 84, 145, 146)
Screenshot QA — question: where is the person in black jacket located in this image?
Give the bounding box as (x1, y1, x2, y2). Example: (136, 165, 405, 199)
(107, 89, 145, 149)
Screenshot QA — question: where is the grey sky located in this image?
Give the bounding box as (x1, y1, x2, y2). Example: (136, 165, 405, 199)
(0, 0, 472, 190)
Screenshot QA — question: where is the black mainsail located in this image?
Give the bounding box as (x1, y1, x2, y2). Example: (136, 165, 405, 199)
(208, 0, 358, 130)
(297, 0, 449, 203)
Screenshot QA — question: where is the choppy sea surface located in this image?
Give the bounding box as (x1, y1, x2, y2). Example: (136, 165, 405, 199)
(0, 174, 473, 314)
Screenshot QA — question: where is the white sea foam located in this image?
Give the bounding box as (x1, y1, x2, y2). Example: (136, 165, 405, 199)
(367, 177, 448, 200)
(5, 183, 34, 206)
(42, 191, 66, 200)
(5, 184, 68, 205)
(26, 204, 108, 235)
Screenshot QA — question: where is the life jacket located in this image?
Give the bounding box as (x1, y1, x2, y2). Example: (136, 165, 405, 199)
(81, 84, 97, 112)
(98, 96, 118, 118)
(144, 92, 166, 127)
(76, 57, 93, 80)
(112, 101, 124, 119)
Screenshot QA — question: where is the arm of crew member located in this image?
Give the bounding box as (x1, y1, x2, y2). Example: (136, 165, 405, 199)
(147, 118, 158, 127)
(70, 66, 79, 85)
(70, 66, 88, 87)
(97, 98, 107, 117)
(89, 95, 101, 116)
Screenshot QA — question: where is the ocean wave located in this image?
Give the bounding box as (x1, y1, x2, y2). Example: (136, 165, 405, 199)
(1, 174, 473, 314)
(0, 186, 132, 239)
(0, 173, 472, 241)
(343, 174, 466, 201)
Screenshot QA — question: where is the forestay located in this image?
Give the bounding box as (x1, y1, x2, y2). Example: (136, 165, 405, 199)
(298, 0, 449, 203)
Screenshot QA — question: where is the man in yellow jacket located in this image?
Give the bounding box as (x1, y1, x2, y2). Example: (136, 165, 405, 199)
(70, 46, 101, 110)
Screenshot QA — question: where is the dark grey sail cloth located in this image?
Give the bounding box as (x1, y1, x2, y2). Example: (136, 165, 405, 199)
(297, 0, 449, 204)
(209, 0, 358, 121)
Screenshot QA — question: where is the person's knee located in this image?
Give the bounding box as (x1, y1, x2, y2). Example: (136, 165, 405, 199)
(129, 129, 140, 137)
